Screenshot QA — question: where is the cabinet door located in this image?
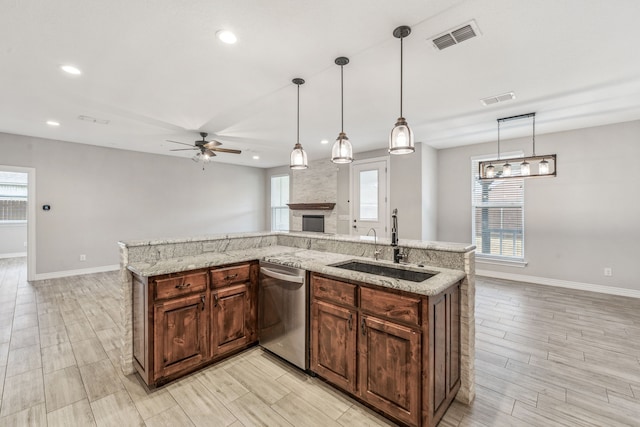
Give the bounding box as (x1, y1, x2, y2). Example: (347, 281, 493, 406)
(359, 315, 421, 427)
(211, 283, 253, 356)
(154, 293, 207, 381)
(311, 300, 357, 394)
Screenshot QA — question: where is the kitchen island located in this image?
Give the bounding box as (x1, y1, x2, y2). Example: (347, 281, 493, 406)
(118, 232, 476, 424)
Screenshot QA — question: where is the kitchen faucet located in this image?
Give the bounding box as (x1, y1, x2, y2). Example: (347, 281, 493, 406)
(366, 228, 381, 260)
(391, 208, 407, 263)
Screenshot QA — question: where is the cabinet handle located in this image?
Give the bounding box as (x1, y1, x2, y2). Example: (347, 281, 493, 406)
(224, 274, 238, 281)
(175, 283, 191, 290)
(361, 318, 366, 336)
(214, 294, 219, 307)
(200, 295, 205, 311)
(348, 313, 352, 330)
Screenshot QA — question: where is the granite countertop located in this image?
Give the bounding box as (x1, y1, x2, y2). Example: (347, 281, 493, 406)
(119, 231, 475, 253)
(127, 245, 466, 296)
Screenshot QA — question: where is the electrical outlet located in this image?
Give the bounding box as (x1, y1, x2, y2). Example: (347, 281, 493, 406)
(603, 267, 612, 277)
(79, 254, 86, 261)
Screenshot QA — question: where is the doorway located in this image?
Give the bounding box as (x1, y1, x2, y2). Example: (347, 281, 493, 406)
(350, 157, 389, 238)
(0, 165, 36, 281)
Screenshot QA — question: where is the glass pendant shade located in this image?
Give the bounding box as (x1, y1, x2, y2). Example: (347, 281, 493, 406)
(331, 132, 353, 164)
(389, 117, 415, 154)
(502, 162, 512, 177)
(538, 158, 549, 174)
(290, 142, 308, 169)
(289, 78, 308, 169)
(520, 160, 530, 176)
(485, 164, 495, 178)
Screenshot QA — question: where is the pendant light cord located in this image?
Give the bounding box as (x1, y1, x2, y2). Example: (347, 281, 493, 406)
(532, 114, 536, 156)
(400, 36, 404, 118)
(340, 64, 344, 133)
(497, 120, 501, 161)
(297, 83, 300, 144)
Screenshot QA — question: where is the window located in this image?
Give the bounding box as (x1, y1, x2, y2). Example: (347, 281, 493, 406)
(0, 172, 28, 223)
(471, 155, 524, 259)
(271, 175, 290, 231)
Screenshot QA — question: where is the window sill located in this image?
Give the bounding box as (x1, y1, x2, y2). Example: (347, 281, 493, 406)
(476, 256, 528, 268)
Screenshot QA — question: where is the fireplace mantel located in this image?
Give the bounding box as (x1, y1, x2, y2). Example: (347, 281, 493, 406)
(287, 203, 336, 210)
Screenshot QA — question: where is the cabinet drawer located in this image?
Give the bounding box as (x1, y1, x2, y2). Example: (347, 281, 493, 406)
(154, 272, 207, 300)
(312, 275, 356, 307)
(360, 286, 421, 326)
(210, 264, 251, 288)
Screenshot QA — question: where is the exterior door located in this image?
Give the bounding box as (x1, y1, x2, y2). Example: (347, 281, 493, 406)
(350, 158, 389, 238)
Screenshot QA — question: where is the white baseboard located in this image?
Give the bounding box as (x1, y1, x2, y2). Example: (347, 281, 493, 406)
(476, 269, 640, 299)
(34, 264, 120, 281)
(0, 252, 27, 259)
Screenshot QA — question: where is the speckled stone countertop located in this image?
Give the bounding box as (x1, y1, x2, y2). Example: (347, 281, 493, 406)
(127, 245, 466, 297)
(120, 231, 474, 253)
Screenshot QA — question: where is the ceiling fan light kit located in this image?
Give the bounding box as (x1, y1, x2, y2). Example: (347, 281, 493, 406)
(290, 78, 308, 170)
(167, 131, 241, 169)
(478, 112, 557, 180)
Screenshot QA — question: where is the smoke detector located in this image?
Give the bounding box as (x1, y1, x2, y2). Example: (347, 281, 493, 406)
(429, 20, 481, 50)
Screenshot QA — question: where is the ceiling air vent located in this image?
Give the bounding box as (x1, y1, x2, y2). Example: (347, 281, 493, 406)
(429, 20, 481, 50)
(480, 91, 516, 107)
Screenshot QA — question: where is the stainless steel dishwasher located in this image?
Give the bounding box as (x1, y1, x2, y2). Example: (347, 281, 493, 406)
(258, 262, 308, 370)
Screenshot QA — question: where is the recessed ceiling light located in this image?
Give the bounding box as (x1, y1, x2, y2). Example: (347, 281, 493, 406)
(60, 65, 82, 75)
(320, 139, 329, 144)
(252, 155, 260, 160)
(46, 120, 60, 126)
(216, 30, 237, 44)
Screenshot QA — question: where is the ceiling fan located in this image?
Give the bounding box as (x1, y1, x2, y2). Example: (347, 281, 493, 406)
(166, 132, 242, 163)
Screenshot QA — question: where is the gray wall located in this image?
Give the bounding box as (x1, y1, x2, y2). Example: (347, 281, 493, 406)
(0, 132, 266, 275)
(0, 223, 27, 256)
(437, 120, 640, 291)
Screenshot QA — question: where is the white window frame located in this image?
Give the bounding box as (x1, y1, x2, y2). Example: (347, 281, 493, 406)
(270, 174, 290, 231)
(471, 152, 527, 265)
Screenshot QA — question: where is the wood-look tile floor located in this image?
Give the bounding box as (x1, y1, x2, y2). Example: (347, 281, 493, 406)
(1, 257, 639, 426)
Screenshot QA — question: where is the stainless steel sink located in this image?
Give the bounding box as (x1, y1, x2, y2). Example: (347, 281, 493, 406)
(330, 261, 437, 282)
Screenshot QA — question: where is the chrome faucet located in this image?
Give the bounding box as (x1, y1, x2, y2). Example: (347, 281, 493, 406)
(366, 228, 381, 260)
(391, 208, 407, 263)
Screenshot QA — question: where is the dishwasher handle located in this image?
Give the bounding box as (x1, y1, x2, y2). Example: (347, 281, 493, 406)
(260, 267, 304, 284)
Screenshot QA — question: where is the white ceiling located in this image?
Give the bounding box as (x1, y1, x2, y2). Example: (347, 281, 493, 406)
(2, 0, 640, 168)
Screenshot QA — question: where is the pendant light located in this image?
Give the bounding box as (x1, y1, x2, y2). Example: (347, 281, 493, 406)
(479, 112, 557, 179)
(290, 78, 308, 170)
(389, 25, 415, 155)
(331, 57, 353, 164)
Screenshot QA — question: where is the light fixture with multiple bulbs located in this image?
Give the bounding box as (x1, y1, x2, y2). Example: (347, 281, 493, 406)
(479, 112, 556, 180)
(389, 25, 415, 155)
(331, 57, 354, 164)
(289, 78, 308, 170)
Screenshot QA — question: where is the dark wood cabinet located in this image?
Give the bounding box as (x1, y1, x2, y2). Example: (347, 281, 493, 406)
(311, 300, 358, 393)
(153, 292, 207, 380)
(132, 261, 258, 387)
(310, 273, 461, 427)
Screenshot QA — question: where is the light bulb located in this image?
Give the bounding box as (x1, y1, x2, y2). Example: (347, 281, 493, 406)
(503, 162, 512, 177)
(485, 164, 495, 178)
(539, 159, 549, 174)
(521, 160, 530, 176)
(331, 132, 353, 164)
(290, 143, 308, 169)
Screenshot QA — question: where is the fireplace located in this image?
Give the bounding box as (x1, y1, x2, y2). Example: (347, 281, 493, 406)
(302, 215, 324, 233)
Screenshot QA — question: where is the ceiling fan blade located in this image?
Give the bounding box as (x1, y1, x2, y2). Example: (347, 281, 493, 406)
(166, 140, 195, 147)
(210, 147, 242, 154)
(203, 140, 222, 148)
(170, 148, 197, 151)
